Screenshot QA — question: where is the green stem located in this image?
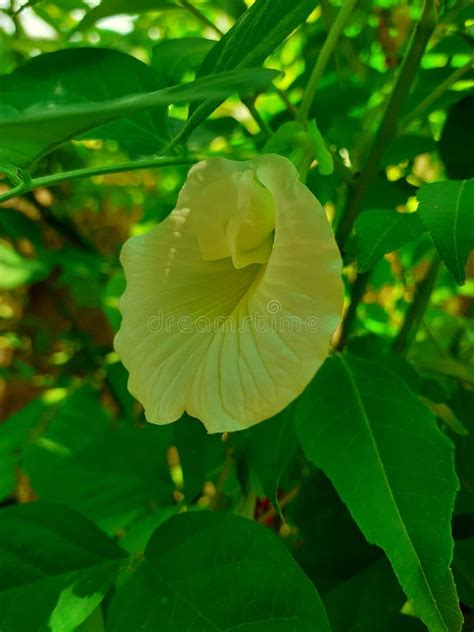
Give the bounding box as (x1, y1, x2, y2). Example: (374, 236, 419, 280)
(274, 86, 298, 118)
(319, 0, 344, 85)
(0, 156, 197, 204)
(179, 0, 224, 37)
(298, 0, 359, 125)
(393, 256, 441, 354)
(335, 271, 370, 350)
(335, 0, 437, 251)
(333, 0, 437, 350)
(399, 59, 473, 129)
(243, 99, 273, 139)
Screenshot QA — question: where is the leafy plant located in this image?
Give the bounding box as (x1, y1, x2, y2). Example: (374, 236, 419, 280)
(0, 0, 473, 631)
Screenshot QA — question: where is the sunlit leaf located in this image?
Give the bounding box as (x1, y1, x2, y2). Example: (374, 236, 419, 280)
(295, 353, 463, 632)
(0, 66, 278, 168)
(0, 502, 125, 632)
(180, 0, 314, 141)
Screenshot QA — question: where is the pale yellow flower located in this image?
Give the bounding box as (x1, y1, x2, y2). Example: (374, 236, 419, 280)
(115, 154, 343, 433)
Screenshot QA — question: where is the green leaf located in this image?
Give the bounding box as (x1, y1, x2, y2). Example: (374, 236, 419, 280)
(151, 38, 215, 86)
(72, 0, 179, 33)
(0, 502, 125, 632)
(290, 469, 379, 593)
(0, 399, 47, 501)
(295, 353, 462, 632)
(23, 387, 174, 533)
(417, 179, 474, 285)
(2, 48, 171, 156)
(247, 406, 299, 513)
(0, 243, 52, 289)
(173, 414, 226, 501)
(181, 0, 314, 142)
(323, 558, 406, 632)
(355, 210, 425, 272)
(107, 512, 331, 631)
(0, 65, 278, 169)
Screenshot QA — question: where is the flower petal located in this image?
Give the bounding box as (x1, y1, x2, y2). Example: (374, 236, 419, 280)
(115, 154, 344, 433)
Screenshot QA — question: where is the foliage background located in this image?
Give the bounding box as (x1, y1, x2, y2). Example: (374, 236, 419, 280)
(0, 0, 473, 630)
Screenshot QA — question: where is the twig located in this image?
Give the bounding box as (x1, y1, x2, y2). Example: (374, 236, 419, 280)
(335, 0, 437, 250)
(298, 0, 359, 125)
(257, 485, 301, 525)
(399, 59, 473, 130)
(393, 256, 441, 354)
(209, 447, 234, 510)
(179, 0, 224, 37)
(0, 156, 197, 204)
(243, 98, 273, 139)
(333, 0, 437, 349)
(335, 271, 370, 350)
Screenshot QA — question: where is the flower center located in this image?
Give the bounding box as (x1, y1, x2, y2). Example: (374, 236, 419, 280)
(191, 168, 275, 269)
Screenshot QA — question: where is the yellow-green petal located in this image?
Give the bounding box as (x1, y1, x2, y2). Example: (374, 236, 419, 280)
(115, 154, 343, 433)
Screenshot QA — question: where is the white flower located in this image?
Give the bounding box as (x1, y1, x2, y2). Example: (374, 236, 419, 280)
(115, 154, 344, 433)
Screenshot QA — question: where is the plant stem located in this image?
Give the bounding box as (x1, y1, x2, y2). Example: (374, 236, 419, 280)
(297, 0, 359, 126)
(0, 156, 197, 204)
(393, 256, 441, 354)
(399, 59, 473, 129)
(257, 484, 301, 524)
(179, 0, 224, 37)
(243, 98, 273, 139)
(333, 0, 437, 350)
(274, 86, 298, 118)
(335, 271, 370, 350)
(335, 0, 437, 251)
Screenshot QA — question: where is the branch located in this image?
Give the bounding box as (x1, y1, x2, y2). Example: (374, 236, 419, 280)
(335, 0, 437, 250)
(0, 156, 197, 204)
(298, 0, 359, 126)
(333, 0, 437, 349)
(399, 59, 473, 130)
(393, 256, 441, 354)
(179, 0, 224, 37)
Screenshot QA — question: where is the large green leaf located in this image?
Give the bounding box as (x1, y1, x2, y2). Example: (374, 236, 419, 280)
(0, 502, 125, 632)
(2, 48, 171, 156)
(23, 387, 174, 533)
(295, 353, 462, 632)
(0, 65, 278, 169)
(355, 210, 425, 272)
(180, 0, 314, 141)
(107, 512, 331, 631)
(417, 179, 474, 285)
